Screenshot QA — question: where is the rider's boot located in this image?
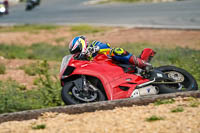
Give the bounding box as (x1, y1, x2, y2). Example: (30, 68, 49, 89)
(139, 48, 156, 63)
(129, 48, 156, 72)
(129, 55, 152, 68)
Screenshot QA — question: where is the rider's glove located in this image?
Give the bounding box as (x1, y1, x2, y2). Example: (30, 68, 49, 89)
(87, 46, 100, 54)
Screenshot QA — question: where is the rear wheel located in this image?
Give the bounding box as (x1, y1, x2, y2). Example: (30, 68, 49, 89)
(61, 81, 106, 105)
(156, 66, 198, 94)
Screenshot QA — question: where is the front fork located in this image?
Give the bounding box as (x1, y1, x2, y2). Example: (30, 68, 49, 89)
(82, 75, 88, 91)
(73, 75, 98, 92)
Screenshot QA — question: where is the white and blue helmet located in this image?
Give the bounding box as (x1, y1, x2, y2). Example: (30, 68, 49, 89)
(69, 36, 88, 55)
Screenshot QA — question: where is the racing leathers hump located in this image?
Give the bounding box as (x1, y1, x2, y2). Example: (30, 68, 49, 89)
(89, 41, 155, 68)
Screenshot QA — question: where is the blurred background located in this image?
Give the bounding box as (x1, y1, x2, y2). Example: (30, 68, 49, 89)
(0, 0, 200, 27)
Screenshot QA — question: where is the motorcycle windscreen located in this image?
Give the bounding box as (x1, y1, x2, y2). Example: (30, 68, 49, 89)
(60, 55, 73, 73)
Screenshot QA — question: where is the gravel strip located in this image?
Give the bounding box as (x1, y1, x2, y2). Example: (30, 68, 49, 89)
(0, 97, 199, 133)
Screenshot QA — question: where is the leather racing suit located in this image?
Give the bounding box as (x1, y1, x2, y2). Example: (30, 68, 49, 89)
(88, 41, 156, 69)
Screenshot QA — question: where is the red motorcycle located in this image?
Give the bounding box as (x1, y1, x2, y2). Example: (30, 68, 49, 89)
(60, 52, 198, 105)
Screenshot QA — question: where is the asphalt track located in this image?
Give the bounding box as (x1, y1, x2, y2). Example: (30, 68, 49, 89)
(0, 0, 200, 29)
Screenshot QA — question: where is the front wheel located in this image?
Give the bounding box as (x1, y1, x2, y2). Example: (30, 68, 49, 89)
(156, 66, 198, 94)
(61, 81, 106, 105)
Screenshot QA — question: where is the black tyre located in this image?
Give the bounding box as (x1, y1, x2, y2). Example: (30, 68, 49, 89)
(156, 66, 198, 94)
(61, 81, 106, 105)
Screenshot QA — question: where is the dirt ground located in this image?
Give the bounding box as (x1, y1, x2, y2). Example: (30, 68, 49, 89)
(0, 27, 200, 89)
(0, 97, 199, 133)
(1, 27, 200, 49)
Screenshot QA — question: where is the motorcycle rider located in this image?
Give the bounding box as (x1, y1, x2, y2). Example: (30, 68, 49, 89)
(68, 36, 156, 71)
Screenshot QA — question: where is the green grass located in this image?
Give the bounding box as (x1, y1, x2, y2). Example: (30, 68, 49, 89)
(0, 61, 64, 114)
(0, 44, 27, 59)
(188, 97, 200, 107)
(29, 43, 67, 60)
(0, 24, 110, 35)
(55, 37, 66, 43)
(0, 24, 60, 33)
(0, 80, 44, 113)
(32, 124, 46, 130)
(19, 63, 39, 76)
(171, 107, 184, 113)
(154, 99, 175, 106)
(146, 115, 164, 122)
(0, 64, 6, 74)
(0, 43, 67, 61)
(190, 102, 200, 107)
(70, 24, 110, 35)
(19, 62, 60, 77)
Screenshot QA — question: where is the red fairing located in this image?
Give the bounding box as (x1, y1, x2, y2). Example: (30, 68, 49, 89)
(60, 54, 149, 100)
